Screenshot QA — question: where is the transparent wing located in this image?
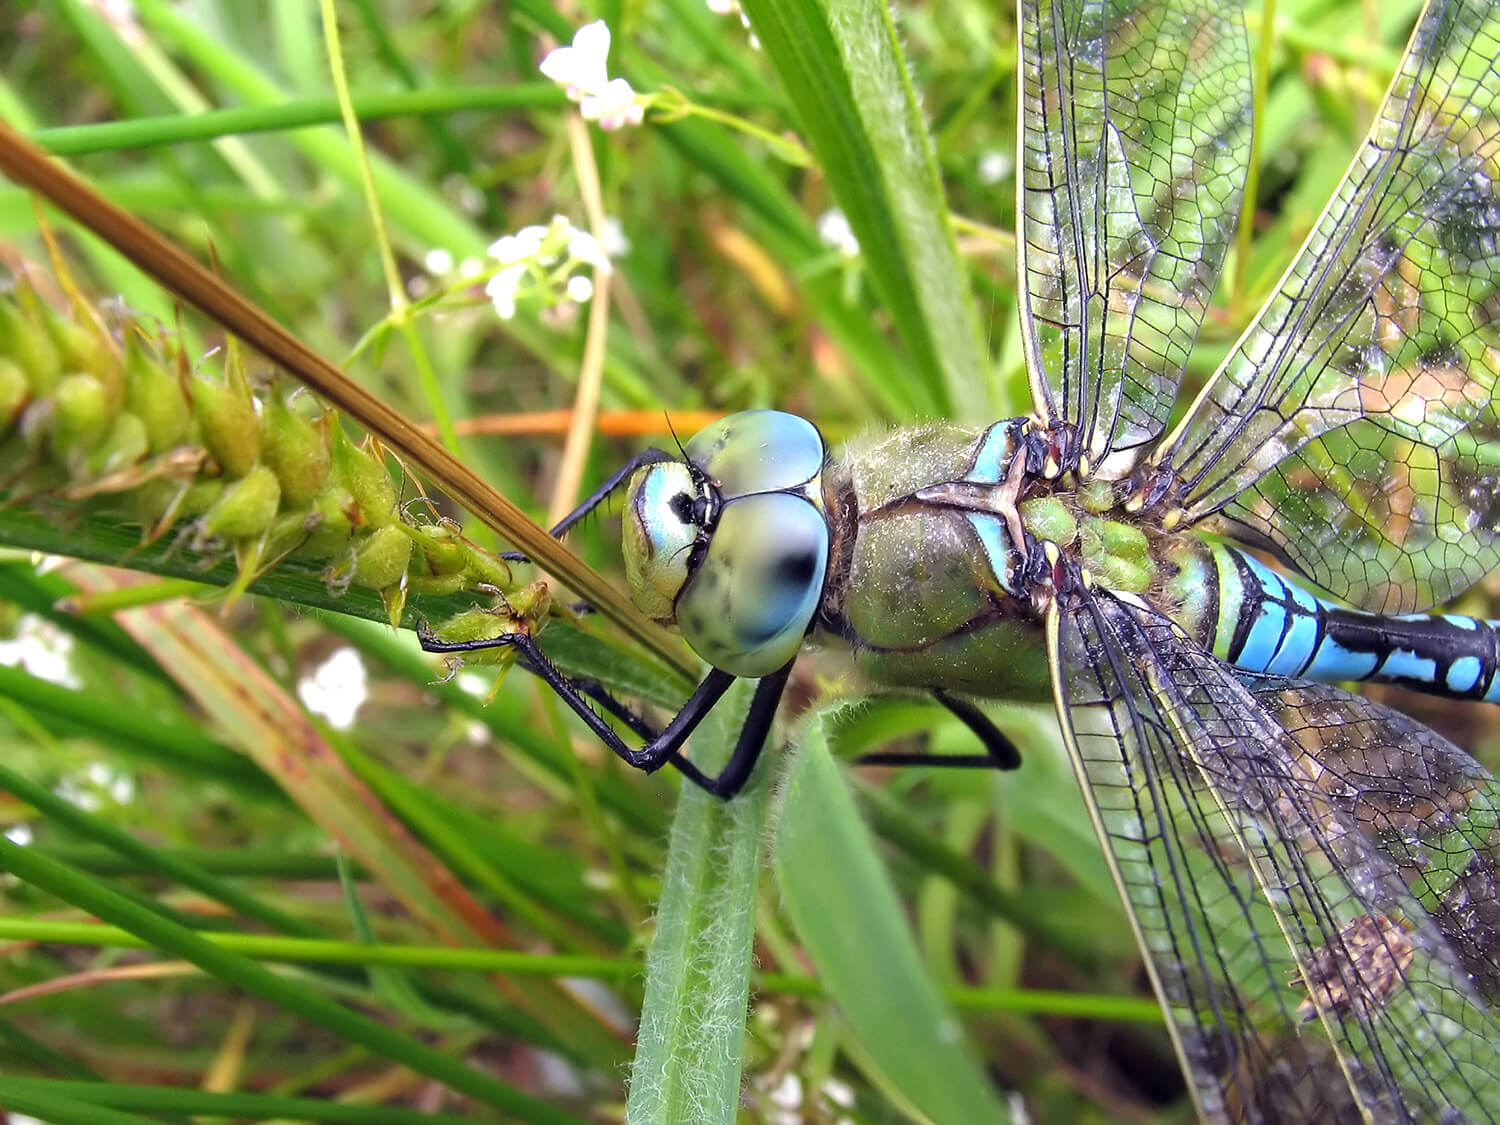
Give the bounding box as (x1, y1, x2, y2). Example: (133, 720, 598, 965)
(1049, 587, 1500, 1122)
(1160, 0, 1500, 614)
(1018, 0, 1251, 465)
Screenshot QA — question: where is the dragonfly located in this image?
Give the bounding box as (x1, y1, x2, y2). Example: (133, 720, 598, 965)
(420, 0, 1500, 1120)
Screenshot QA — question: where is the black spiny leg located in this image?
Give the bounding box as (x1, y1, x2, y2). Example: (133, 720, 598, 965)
(855, 690, 1022, 772)
(499, 448, 674, 562)
(523, 658, 791, 798)
(418, 626, 788, 796)
(669, 660, 793, 797)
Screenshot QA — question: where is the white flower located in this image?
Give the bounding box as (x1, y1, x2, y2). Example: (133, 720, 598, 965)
(977, 149, 1014, 185)
(489, 224, 548, 266)
(565, 274, 594, 303)
(423, 247, 454, 275)
(539, 20, 612, 101)
(816, 208, 860, 257)
(297, 646, 368, 731)
(540, 20, 643, 129)
(486, 264, 527, 320)
(599, 216, 631, 258)
(585, 77, 644, 130)
(568, 230, 613, 274)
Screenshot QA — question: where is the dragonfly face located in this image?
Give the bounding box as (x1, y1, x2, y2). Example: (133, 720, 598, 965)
(621, 410, 830, 678)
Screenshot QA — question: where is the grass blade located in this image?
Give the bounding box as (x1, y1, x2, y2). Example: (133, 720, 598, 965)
(775, 713, 1011, 1123)
(627, 679, 771, 1124)
(0, 839, 581, 1123)
(742, 0, 988, 420)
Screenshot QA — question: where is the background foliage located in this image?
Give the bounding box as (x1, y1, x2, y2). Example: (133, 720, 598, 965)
(0, 1, 1492, 1122)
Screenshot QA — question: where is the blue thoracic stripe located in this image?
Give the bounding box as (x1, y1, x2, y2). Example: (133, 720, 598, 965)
(965, 513, 1015, 595)
(966, 423, 1012, 486)
(1219, 548, 1500, 702)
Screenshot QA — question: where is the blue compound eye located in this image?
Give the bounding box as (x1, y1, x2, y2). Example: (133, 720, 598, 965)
(621, 461, 699, 621)
(673, 491, 830, 678)
(684, 410, 825, 499)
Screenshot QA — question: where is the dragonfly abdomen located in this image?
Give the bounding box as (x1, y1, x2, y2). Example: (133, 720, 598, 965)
(1214, 546, 1500, 701)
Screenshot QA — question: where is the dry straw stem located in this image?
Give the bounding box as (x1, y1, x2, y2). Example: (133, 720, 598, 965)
(0, 121, 697, 679)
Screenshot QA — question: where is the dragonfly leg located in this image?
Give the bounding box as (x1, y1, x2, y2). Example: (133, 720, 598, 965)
(933, 690, 1022, 769)
(854, 690, 1022, 772)
(499, 448, 674, 562)
(666, 660, 793, 798)
(553, 660, 792, 797)
(419, 624, 734, 774)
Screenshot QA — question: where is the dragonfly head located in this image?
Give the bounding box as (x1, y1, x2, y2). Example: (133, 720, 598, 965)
(621, 410, 830, 678)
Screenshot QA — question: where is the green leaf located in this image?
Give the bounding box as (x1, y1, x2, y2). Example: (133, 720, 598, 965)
(627, 679, 771, 1124)
(775, 713, 1010, 1123)
(742, 0, 989, 420)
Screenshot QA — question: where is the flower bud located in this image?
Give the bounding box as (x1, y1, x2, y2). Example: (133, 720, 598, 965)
(263, 394, 331, 506)
(125, 335, 193, 453)
(194, 344, 262, 477)
(349, 524, 411, 589)
(329, 424, 396, 528)
(199, 463, 281, 539)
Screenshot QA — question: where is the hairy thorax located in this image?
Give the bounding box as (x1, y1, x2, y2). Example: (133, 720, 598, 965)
(810, 421, 1218, 700)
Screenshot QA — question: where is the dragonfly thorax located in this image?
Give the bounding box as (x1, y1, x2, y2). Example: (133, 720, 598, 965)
(621, 411, 831, 678)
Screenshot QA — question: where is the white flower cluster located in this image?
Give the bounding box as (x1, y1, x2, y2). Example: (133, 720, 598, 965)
(816, 208, 860, 258)
(483, 215, 614, 321)
(540, 21, 643, 130)
(704, 0, 759, 48)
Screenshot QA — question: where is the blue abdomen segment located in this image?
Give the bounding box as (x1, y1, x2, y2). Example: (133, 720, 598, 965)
(1214, 548, 1500, 702)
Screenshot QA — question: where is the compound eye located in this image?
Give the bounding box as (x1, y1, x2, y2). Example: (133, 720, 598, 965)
(683, 410, 825, 498)
(674, 491, 829, 678)
(621, 462, 699, 621)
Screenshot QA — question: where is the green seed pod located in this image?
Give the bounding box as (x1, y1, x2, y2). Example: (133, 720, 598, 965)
(194, 343, 262, 477)
(263, 507, 325, 562)
(40, 301, 123, 410)
(349, 524, 411, 589)
(430, 607, 519, 648)
(329, 424, 396, 528)
(50, 372, 111, 462)
(300, 487, 356, 558)
(199, 463, 281, 539)
(126, 476, 224, 528)
(0, 297, 62, 393)
(463, 544, 514, 589)
(263, 393, 331, 507)
(0, 357, 31, 432)
(412, 524, 467, 578)
(88, 412, 150, 479)
(125, 335, 193, 453)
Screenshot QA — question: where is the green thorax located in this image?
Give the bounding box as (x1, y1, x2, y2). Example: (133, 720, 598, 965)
(1015, 475, 1219, 649)
(816, 423, 1043, 697)
(813, 421, 1220, 699)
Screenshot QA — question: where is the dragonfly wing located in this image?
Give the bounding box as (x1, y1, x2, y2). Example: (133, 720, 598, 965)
(1162, 0, 1500, 614)
(1049, 588, 1500, 1122)
(1018, 0, 1251, 465)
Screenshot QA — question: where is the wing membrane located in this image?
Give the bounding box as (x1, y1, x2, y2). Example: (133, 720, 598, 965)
(1049, 588, 1500, 1121)
(1018, 0, 1251, 463)
(1161, 0, 1500, 613)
